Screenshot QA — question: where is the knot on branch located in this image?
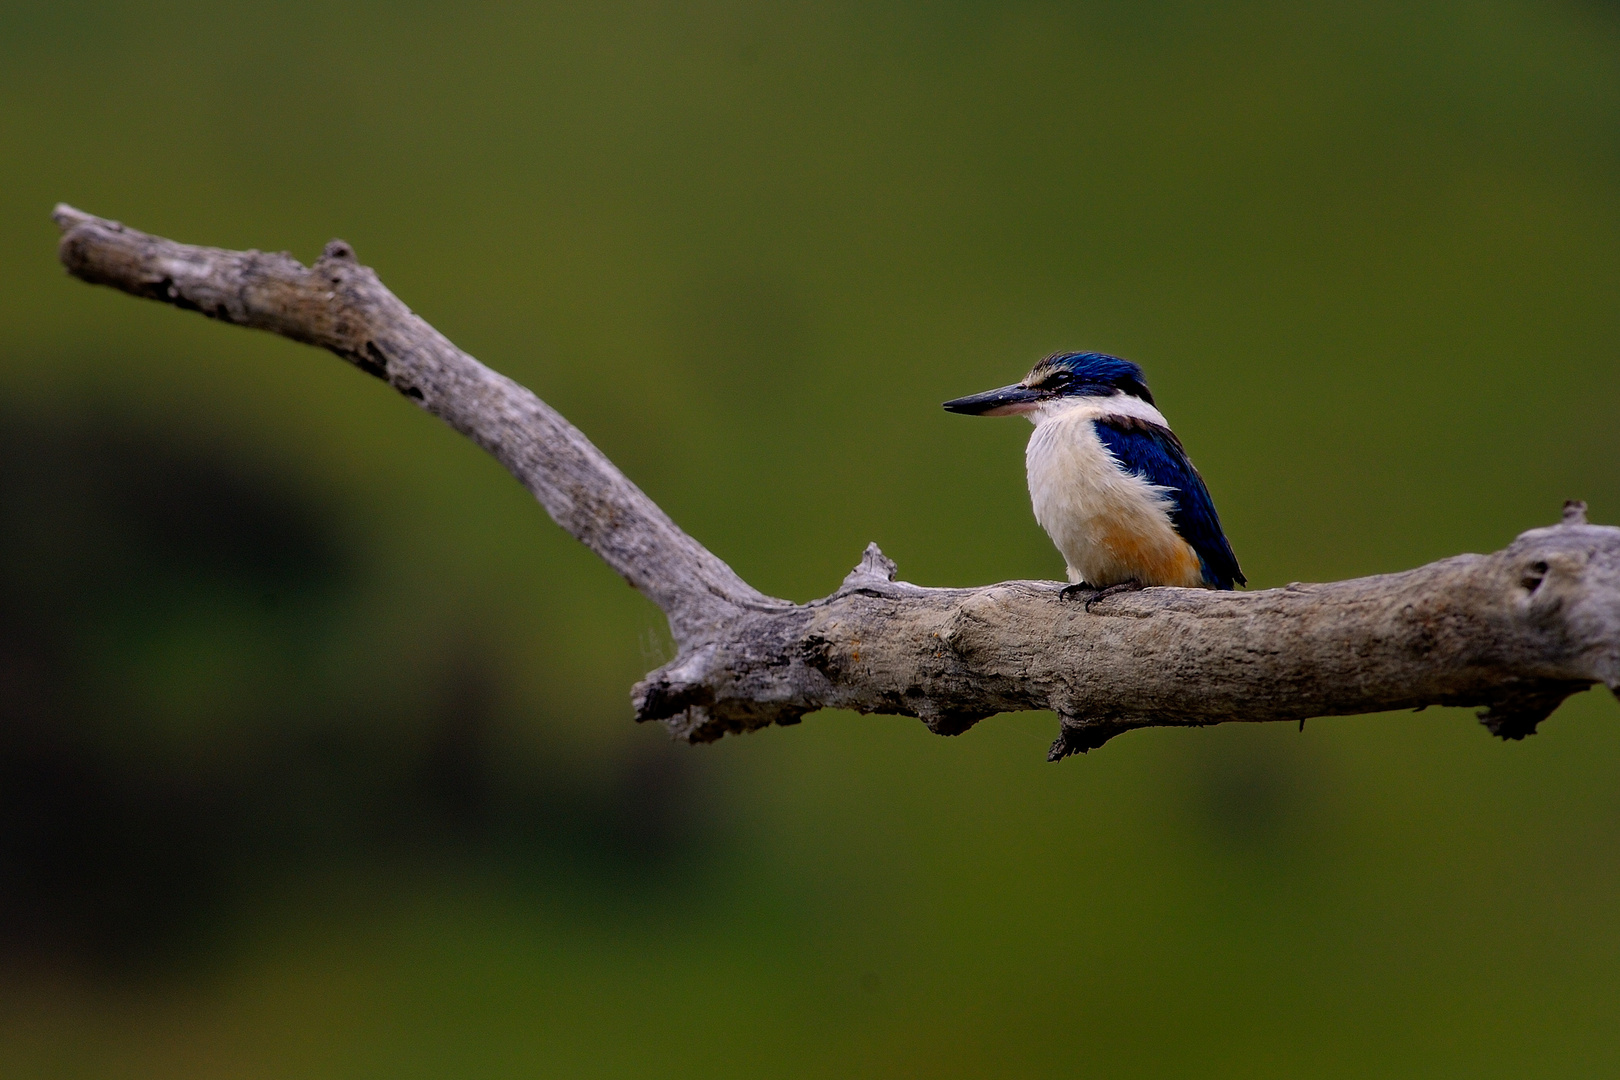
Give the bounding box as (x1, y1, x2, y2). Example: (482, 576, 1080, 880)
(841, 543, 898, 592)
(1564, 500, 1589, 525)
(634, 677, 714, 724)
(633, 643, 720, 722)
(1477, 682, 1591, 740)
(1048, 716, 1136, 761)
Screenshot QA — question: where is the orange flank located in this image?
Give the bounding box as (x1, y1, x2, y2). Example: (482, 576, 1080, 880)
(1097, 522, 1205, 588)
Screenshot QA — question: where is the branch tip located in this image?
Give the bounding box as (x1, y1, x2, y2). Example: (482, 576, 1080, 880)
(52, 203, 97, 232)
(1563, 500, 1588, 525)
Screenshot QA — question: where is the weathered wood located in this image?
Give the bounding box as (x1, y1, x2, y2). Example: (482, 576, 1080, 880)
(51, 205, 778, 648)
(53, 205, 1620, 757)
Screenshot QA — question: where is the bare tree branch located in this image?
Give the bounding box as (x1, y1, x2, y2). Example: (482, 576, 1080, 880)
(50, 204, 780, 647)
(52, 206, 1620, 757)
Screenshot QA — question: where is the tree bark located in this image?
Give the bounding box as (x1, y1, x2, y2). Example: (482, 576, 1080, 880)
(52, 205, 1620, 758)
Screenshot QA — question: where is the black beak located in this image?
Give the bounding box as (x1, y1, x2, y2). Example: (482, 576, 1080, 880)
(942, 383, 1043, 416)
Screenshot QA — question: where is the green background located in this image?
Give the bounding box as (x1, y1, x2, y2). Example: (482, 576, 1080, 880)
(3, 1, 1620, 1075)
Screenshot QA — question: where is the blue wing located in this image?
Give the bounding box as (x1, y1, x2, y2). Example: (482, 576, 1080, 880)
(1093, 417, 1245, 590)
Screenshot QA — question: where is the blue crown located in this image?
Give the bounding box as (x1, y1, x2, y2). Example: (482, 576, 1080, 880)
(1025, 352, 1155, 405)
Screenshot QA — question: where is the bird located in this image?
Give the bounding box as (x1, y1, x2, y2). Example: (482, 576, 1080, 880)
(943, 351, 1243, 602)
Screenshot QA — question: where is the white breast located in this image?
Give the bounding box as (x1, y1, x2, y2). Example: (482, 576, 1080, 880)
(1024, 398, 1207, 589)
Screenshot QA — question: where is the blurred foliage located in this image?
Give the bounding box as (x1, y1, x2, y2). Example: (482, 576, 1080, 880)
(2, 0, 1620, 1075)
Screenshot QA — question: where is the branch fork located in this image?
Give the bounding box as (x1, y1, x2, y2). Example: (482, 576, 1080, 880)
(52, 206, 1620, 758)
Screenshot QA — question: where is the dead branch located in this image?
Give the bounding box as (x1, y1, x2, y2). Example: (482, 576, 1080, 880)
(52, 206, 1620, 758)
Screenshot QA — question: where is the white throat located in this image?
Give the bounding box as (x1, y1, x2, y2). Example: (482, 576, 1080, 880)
(1027, 392, 1170, 429)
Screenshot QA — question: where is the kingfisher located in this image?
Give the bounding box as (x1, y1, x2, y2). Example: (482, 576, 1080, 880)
(943, 351, 1244, 601)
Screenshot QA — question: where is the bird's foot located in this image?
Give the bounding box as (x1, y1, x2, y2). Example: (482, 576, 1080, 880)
(1080, 580, 1143, 612)
(1059, 581, 1099, 603)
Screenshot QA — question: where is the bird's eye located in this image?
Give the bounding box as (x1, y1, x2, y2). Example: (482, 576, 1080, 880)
(1038, 371, 1071, 391)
